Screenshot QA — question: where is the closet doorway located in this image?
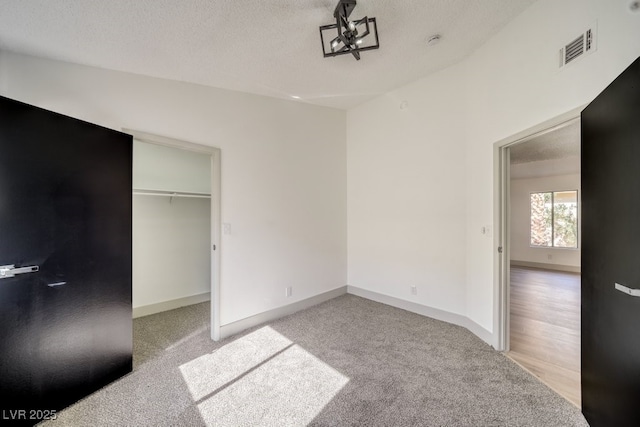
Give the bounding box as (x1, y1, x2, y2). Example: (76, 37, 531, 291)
(126, 130, 221, 341)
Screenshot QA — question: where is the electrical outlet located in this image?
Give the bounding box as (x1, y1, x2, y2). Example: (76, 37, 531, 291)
(411, 286, 418, 296)
(286, 286, 292, 297)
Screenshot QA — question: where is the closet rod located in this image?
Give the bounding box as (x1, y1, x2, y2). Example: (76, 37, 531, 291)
(132, 189, 211, 199)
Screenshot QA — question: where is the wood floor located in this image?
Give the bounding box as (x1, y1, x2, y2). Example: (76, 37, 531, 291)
(507, 266, 581, 407)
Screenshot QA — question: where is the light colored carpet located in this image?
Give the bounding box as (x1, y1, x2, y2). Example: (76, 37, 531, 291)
(42, 295, 588, 426)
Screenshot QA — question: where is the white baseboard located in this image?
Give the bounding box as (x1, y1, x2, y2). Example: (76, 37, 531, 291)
(346, 285, 494, 346)
(219, 286, 348, 340)
(137, 286, 494, 348)
(133, 292, 211, 318)
(461, 316, 495, 345)
(511, 260, 581, 273)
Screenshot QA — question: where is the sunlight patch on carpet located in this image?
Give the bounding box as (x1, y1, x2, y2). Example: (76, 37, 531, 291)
(179, 326, 293, 400)
(179, 326, 349, 425)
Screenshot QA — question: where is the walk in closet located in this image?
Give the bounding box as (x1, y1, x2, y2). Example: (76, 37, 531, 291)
(132, 139, 212, 313)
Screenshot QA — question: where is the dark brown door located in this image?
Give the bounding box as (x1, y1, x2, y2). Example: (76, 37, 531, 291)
(0, 96, 132, 425)
(581, 56, 640, 426)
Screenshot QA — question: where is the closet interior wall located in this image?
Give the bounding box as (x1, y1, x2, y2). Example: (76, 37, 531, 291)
(132, 140, 212, 311)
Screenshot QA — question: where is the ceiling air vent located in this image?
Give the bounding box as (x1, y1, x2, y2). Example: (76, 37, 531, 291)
(559, 26, 596, 68)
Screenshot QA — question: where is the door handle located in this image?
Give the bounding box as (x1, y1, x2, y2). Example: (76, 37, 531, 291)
(0, 264, 40, 279)
(615, 282, 640, 297)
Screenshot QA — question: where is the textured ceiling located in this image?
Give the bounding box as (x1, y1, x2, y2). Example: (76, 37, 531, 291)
(0, 0, 539, 109)
(510, 121, 580, 164)
(509, 122, 581, 179)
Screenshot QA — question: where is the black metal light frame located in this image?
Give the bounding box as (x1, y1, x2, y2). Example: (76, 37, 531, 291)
(319, 0, 379, 61)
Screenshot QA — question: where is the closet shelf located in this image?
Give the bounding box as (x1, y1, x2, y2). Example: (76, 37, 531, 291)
(132, 189, 211, 199)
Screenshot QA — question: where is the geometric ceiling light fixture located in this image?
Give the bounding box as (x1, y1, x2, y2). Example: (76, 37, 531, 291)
(319, 0, 379, 61)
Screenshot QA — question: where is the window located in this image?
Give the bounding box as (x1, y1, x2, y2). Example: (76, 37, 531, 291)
(530, 190, 578, 248)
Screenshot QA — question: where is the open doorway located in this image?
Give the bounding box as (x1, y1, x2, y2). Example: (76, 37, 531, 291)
(507, 120, 581, 407)
(126, 130, 222, 341)
(494, 113, 581, 407)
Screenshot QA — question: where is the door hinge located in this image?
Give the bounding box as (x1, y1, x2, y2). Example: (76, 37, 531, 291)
(498, 246, 503, 253)
(213, 244, 216, 251)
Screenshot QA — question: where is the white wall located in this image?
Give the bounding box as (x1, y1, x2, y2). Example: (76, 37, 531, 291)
(133, 196, 211, 307)
(0, 52, 347, 326)
(348, 0, 640, 342)
(464, 0, 639, 335)
(347, 65, 468, 316)
(133, 140, 212, 195)
(510, 173, 581, 268)
(510, 156, 580, 180)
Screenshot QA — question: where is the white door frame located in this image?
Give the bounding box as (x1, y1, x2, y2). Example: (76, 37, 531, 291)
(492, 107, 584, 352)
(124, 129, 222, 341)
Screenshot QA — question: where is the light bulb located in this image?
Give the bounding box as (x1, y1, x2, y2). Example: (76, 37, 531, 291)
(348, 21, 356, 31)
